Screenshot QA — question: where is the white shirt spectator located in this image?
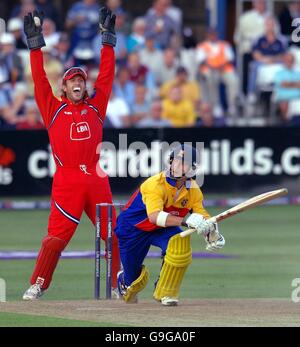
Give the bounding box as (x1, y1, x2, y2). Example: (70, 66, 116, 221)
(234, 9, 268, 54)
(106, 95, 130, 128)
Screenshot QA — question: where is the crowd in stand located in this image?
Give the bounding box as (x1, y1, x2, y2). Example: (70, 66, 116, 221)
(0, 0, 300, 130)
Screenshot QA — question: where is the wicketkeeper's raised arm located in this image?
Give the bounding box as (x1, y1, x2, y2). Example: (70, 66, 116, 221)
(24, 10, 59, 127)
(91, 7, 117, 120)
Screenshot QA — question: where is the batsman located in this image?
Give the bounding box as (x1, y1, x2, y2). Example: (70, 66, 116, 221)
(22, 7, 120, 300)
(115, 144, 226, 306)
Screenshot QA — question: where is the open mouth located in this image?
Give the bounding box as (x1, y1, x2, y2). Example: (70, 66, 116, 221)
(73, 87, 81, 96)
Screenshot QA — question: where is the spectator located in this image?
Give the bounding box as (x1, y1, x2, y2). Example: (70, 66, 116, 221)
(153, 47, 179, 85)
(127, 52, 156, 95)
(0, 33, 24, 83)
(24, 45, 63, 98)
(16, 99, 44, 130)
(160, 66, 200, 106)
(0, 18, 5, 38)
(43, 18, 60, 49)
(0, 91, 17, 129)
(163, 0, 183, 28)
(10, 0, 36, 20)
(161, 85, 196, 127)
(7, 17, 27, 50)
(105, 89, 130, 128)
(136, 99, 171, 128)
(65, 0, 100, 53)
(35, 0, 62, 31)
(234, 0, 268, 94)
(114, 66, 135, 106)
(196, 28, 238, 118)
(126, 17, 146, 54)
(278, 1, 300, 44)
(195, 101, 225, 127)
(53, 32, 75, 70)
(248, 17, 286, 101)
(138, 33, 164, 78)
(106, 0, 131, 35)
(274, 52, 300, 122)
(145, 0, 179, 49)
(130, 84, 151, 126)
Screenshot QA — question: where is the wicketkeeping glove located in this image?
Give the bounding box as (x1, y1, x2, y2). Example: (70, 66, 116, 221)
(24, 10, 45, 50)
(99, 7, 117, 47)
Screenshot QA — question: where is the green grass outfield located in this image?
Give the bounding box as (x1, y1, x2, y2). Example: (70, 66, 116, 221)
(0, 312, 126, 327)
(0, 204, 299, 326)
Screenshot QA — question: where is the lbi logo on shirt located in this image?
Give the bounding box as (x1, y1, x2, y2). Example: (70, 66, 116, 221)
(70, 122, 91, 141)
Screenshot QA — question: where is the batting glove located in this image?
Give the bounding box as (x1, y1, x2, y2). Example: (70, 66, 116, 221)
(205, 232, 225, 252)
(184, 213, 216, 236)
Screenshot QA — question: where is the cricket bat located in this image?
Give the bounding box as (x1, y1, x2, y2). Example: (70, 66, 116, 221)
(180, 188, 288, 238)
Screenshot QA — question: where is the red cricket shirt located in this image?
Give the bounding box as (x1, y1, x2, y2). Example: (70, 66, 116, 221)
(30, 45, 115, 168)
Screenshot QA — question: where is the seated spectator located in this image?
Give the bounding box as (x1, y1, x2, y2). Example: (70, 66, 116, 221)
(16, 99, 44, 130)
(127, 52, 156, 96)
(160, 66, 200, 106)
(53, 32, 75, 70)
(145, 0, 179, 49)
(248, 16, 287, 101)
(161, 85, 196, 127)
(24, 46, 63, 98)
(0, 18, 5, 37)
(153, 47, 179, 85)
(92, 8, 127, 65)
(35, 0, 62, 31)
(278, 1, 300, 45)
(136, 99, 171, 128)
(126, 17, 146, 54)
(162, 0, 183, 28)
(114, 66, 136, 106)
(274, 52, 300, 122)
(0, 89, 17, 129)
(10, 0, 35, 20)
(105, 89, 130, 128)
(65, 0, 100, 53)
(106, 0, 131, 35)
(0, 33, 24, 83)
(130, 84, 151, 126)
(7, 17, 27, 50)
(234, 0, 268, 94)
(43, 18, 60, 49)
(195, 101, 225, 127)
(196, 28, 238, 118)
(138, 33, 164, 79)
(0, 81, 28, 129)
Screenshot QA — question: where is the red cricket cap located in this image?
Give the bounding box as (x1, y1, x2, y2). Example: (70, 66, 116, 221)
(62, 67, 88, 82)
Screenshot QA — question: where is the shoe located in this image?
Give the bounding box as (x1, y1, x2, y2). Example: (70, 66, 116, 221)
(22, 284, 44, 300)
(117, 270, 138, 303)
(161, 296, 178, 306)
(111, 287, 120, 300)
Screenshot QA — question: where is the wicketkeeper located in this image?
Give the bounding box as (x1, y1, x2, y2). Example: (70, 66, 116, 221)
(22, 7, 120, 300)
(115, 144, 225, 306)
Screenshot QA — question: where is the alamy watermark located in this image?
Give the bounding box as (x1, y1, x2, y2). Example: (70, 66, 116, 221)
(291, 18, 300, 43)
(291, 278, 300, 303)
(96, 137, 205, 187)
(0, 278, 6, 302)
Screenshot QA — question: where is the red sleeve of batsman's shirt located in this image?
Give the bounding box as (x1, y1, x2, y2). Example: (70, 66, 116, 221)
(88, 45, 115, 122)
(30, 49, 61, 128)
